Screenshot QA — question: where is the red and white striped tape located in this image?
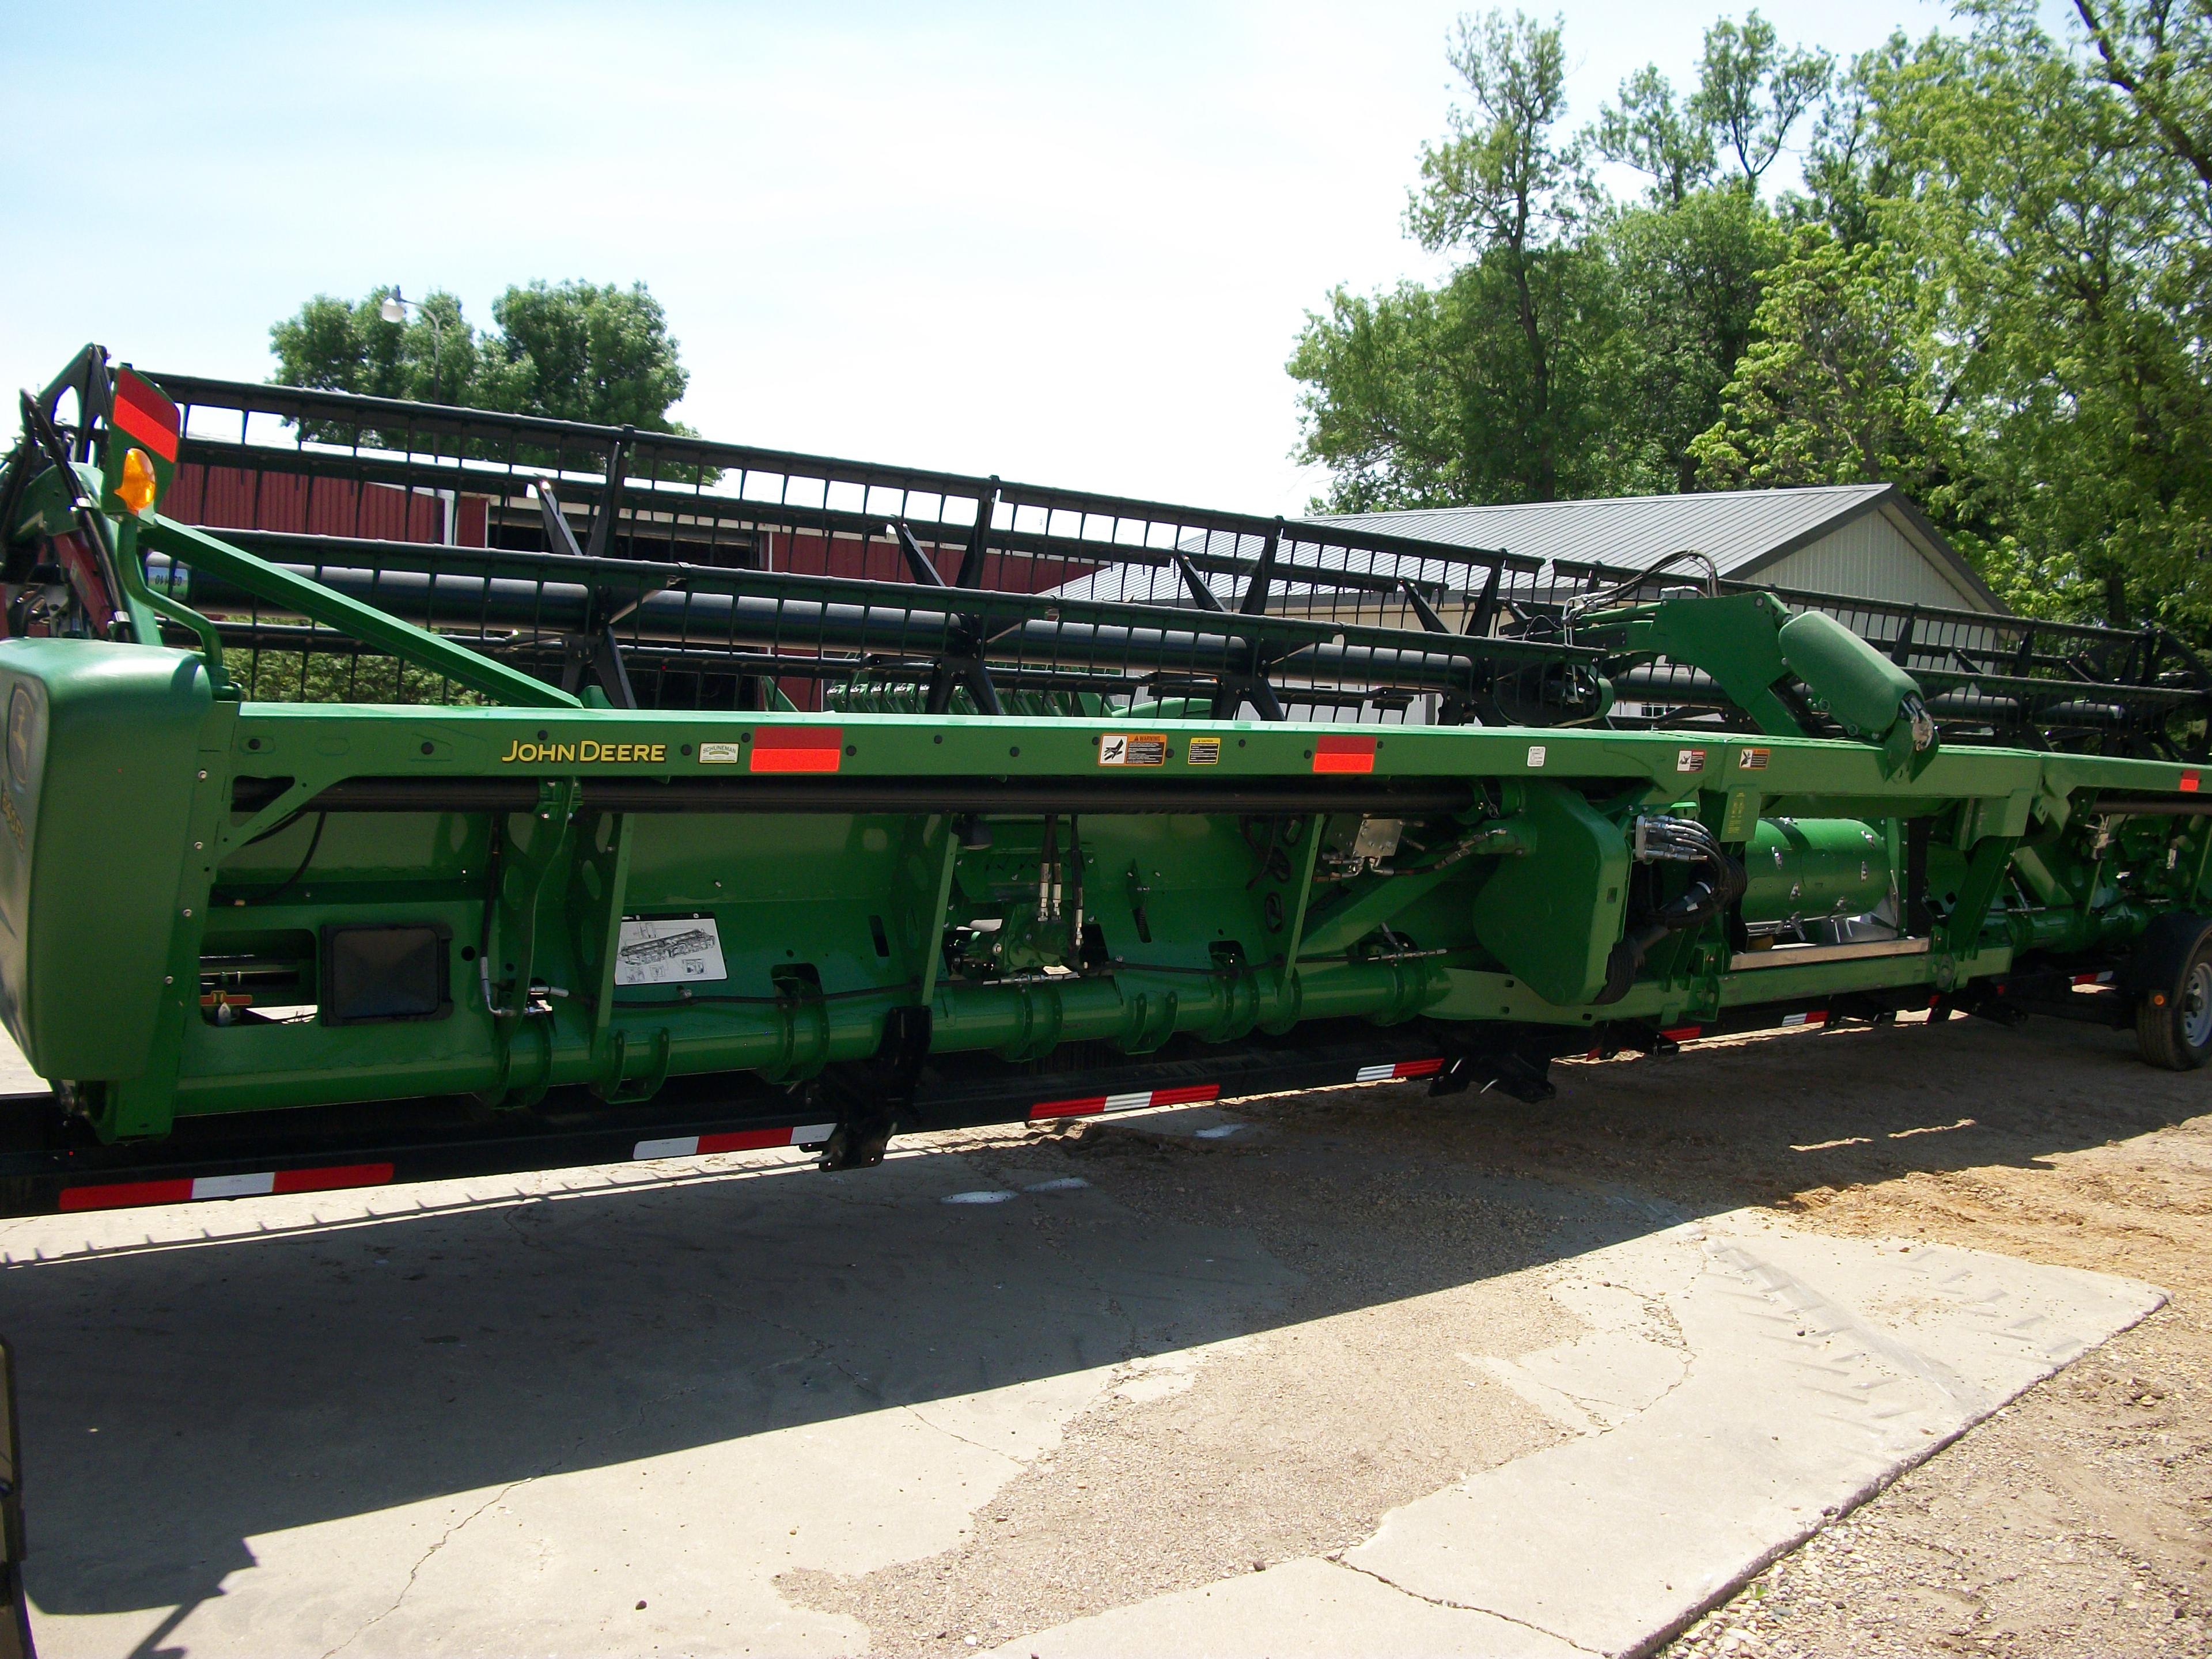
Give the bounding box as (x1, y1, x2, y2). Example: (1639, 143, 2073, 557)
(59, 1161, 394, 1213)
(2071, 970, 2117, 987)
(1354, 1058, 1445, 1082)
(632, 1124, 836, 1160)
(1778, 1010, 1828, 1028)
(1029, 1083, 1220, 1122)
(1031, 1058, 1446, 1122)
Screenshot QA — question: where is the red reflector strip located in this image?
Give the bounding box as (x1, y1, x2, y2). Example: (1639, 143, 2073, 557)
(110, 369, 180, 463)
(1659, 1025, 1703, 1042)
(59, 1161, 391, 1212)
(1778, 1010, 1828, 1028)
(1354, 1058, 1445, 1083)
(1028, 1082, 1221, 1122)
(59, 1178, 189, 1211)
(1312, 733, 1377, 775)
(2182, 771, 2201, 793)
(632, 1124, 836, 1160)
(1029, 1095, 1107, 1121)
(272, 1162, 393, 1195)
(2072, 970, 2116, 987)
(749, 727, 843, 774)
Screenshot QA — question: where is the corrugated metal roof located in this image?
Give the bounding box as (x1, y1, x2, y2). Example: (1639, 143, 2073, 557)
(1044, 482, 2000, 613)
(1313, 483, 1895, 574)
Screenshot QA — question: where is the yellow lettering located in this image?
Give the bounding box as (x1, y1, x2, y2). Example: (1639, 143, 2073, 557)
(499, 739, 522, 763)
(619, 744, 635, 762)
(556, 743, 575, 763)
(579, 740, 600, 762)
(649, 744, 666, 763)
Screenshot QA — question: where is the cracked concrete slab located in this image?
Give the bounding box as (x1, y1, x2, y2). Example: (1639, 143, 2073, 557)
(5, 1136, 1296, 1659)
(0, 1039, 2164, 1659)
(982, 1558, 1593, 1658)
(999, 1212, 2161, 1659)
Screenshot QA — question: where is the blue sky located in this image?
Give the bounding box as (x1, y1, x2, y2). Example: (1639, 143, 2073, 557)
(6, 1, 1961, 512)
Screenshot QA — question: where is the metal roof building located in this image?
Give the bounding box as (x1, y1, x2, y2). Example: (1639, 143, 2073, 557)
(1321, 482, 2002, 613)
(1047, 483, 2003, 620)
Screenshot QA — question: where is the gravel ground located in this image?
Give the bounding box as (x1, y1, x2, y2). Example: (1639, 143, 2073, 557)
(791, 1009, 2210, 1656)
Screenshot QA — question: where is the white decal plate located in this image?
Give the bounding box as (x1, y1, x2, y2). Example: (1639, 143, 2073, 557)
(615, 916, 729, 986)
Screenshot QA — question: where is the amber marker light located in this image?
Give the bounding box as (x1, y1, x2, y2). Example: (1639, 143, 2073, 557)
(115, 446, 158, 516)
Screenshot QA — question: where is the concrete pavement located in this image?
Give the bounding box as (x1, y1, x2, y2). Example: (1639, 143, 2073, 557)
(0, 1071, 2163, 1658)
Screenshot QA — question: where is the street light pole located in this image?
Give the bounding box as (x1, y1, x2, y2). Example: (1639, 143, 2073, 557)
(378, 287, 446, 403)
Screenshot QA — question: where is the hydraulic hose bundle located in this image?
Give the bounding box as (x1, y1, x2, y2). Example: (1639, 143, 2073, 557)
(1596, 816, 1748, 1005)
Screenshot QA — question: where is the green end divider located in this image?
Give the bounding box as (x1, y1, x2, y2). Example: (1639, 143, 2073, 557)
(137, 514, 582, 711)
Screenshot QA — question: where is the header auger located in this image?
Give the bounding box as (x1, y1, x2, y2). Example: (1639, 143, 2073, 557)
(0, 343, 2205, 1218)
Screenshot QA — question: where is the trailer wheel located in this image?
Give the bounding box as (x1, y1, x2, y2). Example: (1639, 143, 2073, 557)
(2134, 914, 2212, 1070)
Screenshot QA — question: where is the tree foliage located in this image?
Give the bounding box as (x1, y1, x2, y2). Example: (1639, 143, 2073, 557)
(1293, 2, 2212, 638)
(270, 281, 692, 434)
(1296, 9, 1825, 512)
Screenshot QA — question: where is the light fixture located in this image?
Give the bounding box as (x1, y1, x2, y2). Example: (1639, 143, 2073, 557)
(115, 448, 160, 516)
(379, 292, 408, 325)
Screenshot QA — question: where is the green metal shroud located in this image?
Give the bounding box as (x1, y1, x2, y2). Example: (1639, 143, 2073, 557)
(1, 349, 2208, 1174)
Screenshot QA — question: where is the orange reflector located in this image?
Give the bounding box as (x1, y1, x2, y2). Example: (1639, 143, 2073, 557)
(1312, 733, 1376, 774)
(2183, 771, 2201, 793)
(115, 446, 158, 516)
(749, 726, 843, 773)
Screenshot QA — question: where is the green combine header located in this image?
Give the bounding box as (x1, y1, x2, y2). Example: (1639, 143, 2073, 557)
(0, 344, 2207, 1215)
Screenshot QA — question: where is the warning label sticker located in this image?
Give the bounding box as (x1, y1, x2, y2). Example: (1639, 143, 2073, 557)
(615, 916, 729, 986)
(1186, 736, 1222, 766)
(1739, 747, 1771, 771)
(1098, 732, 1168, 767)
(1677, 748, 1706, 772)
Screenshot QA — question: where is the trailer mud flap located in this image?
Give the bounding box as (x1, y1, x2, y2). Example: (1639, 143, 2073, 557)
(0, 1336, 30, 1659)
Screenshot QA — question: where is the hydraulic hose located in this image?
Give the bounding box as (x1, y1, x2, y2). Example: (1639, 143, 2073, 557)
(1594, 816, 1747, 1005)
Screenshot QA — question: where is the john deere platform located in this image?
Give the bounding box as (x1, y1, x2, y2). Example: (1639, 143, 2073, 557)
(0, 344, 2206, 1217)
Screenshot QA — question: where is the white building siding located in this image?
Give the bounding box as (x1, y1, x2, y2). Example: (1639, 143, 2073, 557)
(1759, 507, 1993, 612)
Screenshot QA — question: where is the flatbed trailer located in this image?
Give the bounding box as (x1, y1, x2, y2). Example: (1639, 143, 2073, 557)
(0, 344, 2205, 1222)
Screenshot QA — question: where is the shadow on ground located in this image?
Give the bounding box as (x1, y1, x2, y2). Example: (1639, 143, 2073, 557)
(3, 1010, 2200, 1634)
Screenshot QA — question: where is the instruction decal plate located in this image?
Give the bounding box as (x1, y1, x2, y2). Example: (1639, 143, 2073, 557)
(615, 916, 729, 986)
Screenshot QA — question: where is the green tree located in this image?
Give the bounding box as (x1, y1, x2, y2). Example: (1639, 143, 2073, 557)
(1688, 231, 1960, 498)
(1296, 11, 1636, 507)
(1690, 13, 1835, 188)
(1610, 188, 1786, 491)
(1718, 3, 2212, 631)
(474, 281, 692, 429)
(270, 281, 691, 434)
(270, 287, 476, 406)
(1594, 67, 1715, 206)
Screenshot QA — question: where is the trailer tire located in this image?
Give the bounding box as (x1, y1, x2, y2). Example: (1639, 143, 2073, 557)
(2133, 913, 2212, 1070)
